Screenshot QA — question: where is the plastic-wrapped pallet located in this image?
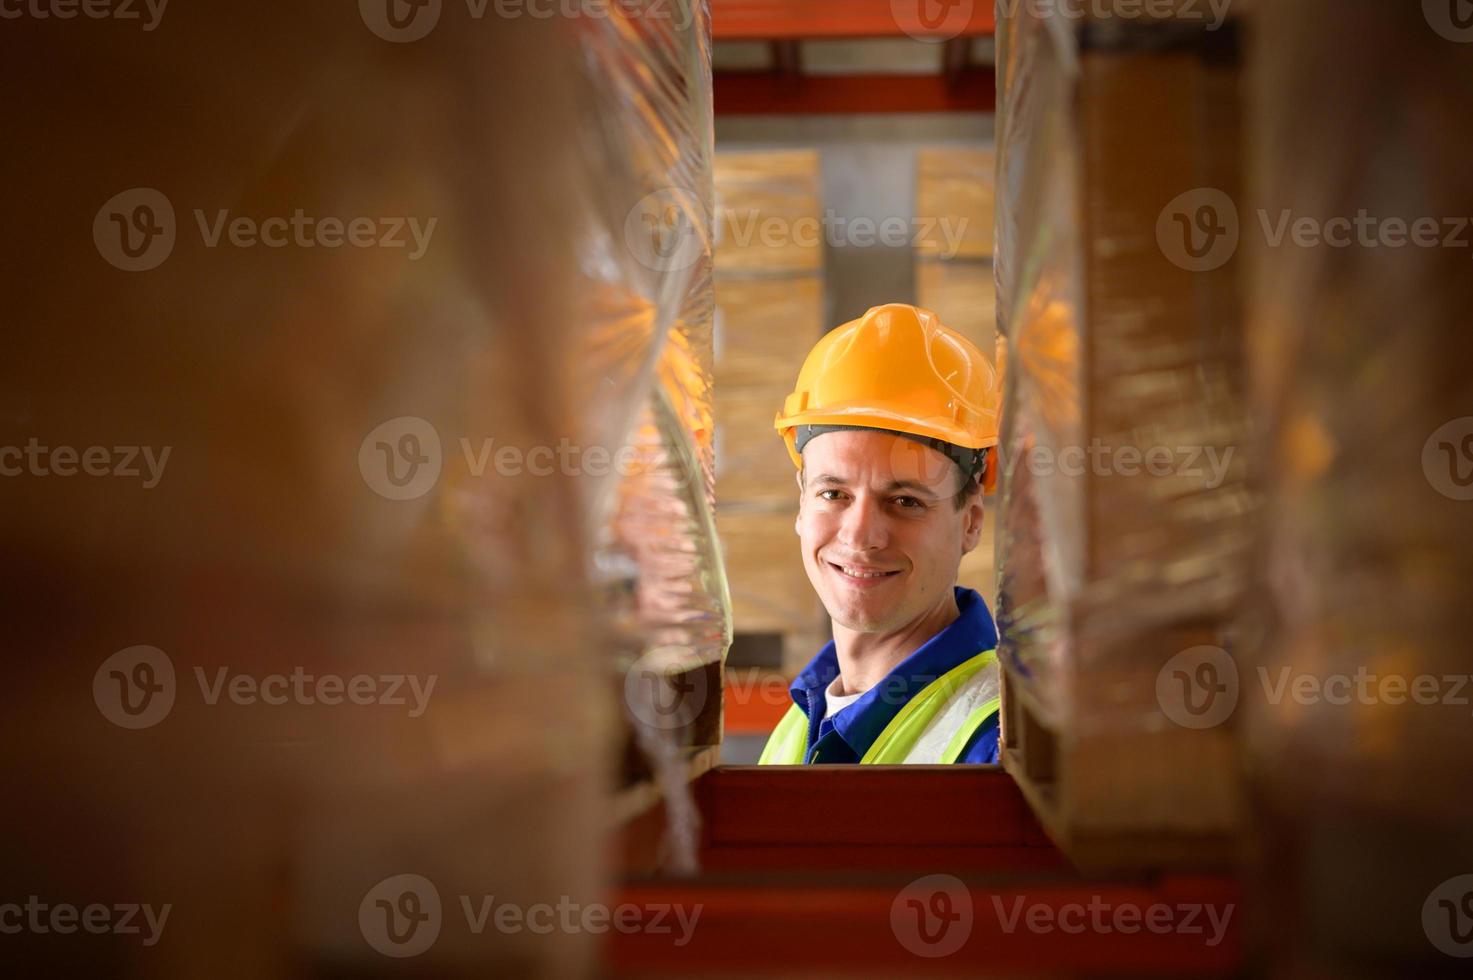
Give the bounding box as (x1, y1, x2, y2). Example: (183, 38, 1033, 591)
(1245, 1, 1473, 971)
(994, 5, 1252, 870)
(0, 1, 720, 975)
(712, 150, 828, 670)
(915, 147, 1001, 607)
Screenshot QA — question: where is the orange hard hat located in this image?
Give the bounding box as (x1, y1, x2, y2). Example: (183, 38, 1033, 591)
(774, 303, 1001, 493)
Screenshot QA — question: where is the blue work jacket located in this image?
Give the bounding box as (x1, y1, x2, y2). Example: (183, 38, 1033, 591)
(783, 586, 1002, 765)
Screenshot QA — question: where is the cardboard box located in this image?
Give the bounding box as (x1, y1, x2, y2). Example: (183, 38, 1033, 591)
(916, 147, 996, 260)
(713, 275, 824, 389)
(714, 150, 823, 275)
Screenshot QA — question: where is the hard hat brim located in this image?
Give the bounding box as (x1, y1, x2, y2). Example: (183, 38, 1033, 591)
(774, 405, 997, 469)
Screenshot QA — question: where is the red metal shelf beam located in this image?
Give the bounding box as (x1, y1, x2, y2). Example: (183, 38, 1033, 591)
(712, 0, 996, 40)
(714, 68, 996, 114)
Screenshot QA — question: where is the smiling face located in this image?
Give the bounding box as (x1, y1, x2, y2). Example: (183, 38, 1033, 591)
(796, 429, 984, 634)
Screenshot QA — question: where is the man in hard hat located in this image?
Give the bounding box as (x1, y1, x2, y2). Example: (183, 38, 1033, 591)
(758, 303, 1002, 765)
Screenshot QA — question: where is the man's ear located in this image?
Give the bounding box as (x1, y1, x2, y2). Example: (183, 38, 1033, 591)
(959, 488, 985, 554)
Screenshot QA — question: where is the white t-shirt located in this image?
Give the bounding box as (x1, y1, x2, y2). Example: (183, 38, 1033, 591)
(822, 675, 865, 720)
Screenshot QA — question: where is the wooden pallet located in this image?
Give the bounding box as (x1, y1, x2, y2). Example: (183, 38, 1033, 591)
(1000, 661, 1242, 873)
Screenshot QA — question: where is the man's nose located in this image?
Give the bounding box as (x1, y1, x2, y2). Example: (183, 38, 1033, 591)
(836, 496, 888, 552)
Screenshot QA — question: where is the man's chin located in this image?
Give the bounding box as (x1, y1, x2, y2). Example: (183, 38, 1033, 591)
(823, 597, 903, 635)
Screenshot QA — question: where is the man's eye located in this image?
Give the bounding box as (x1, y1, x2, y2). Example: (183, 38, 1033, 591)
(818, 489, 845, 501)
(893, 496, 924, 509)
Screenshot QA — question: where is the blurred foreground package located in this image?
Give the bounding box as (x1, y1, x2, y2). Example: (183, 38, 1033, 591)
(0, 2, 721, 976)
(994, 5, 1251, 871)
(1245, 1, 1473, 972)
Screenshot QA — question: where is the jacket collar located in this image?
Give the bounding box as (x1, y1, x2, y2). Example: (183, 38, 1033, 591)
(788, 586, 999, 758)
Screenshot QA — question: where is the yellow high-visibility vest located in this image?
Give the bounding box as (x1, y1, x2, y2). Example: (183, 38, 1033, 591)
(757, 649, 1001, 765)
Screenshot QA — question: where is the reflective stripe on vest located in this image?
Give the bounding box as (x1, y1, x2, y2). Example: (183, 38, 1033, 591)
(756, 649, 1001, 765)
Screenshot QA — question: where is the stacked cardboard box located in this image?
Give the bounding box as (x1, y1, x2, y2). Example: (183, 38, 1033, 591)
(712, 151, 828, 671)
(914, 147, 1000, 609)
(0, 3, 720, 971)
(994, 9, 1250, 870)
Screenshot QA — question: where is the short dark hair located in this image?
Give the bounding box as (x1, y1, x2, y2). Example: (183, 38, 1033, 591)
(952, 470, 982, 510)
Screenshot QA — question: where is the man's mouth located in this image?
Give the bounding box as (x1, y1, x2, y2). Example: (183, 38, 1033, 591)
(827, 561, 902, 582)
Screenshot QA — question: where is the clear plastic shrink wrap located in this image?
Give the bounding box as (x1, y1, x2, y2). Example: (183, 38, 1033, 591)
(994, 5, 1252, 861)
(0, 1, 720, 975)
